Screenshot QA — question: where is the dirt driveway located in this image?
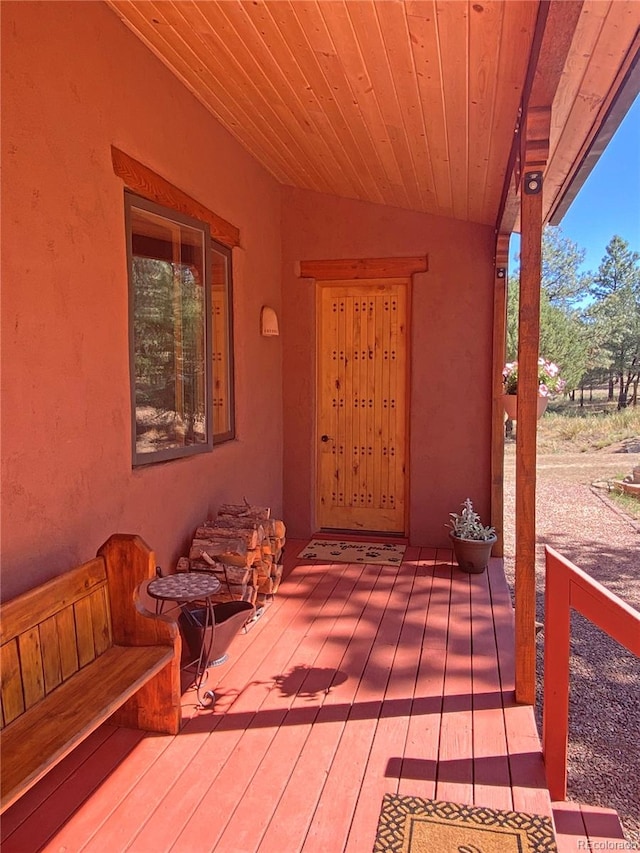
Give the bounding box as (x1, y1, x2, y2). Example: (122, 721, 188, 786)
(503, 445, 640, 842)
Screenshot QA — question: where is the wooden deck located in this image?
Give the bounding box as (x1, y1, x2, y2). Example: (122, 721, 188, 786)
(2, 541, 555, 852)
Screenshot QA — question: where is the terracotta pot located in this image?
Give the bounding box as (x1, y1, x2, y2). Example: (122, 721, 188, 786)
(503, 394, 548, 420)
(449, 532, 497, 574)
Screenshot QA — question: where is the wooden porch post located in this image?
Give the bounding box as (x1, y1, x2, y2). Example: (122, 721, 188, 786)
(491, 2, 585, 704)
(515, 107, 550, 704)
(491, 234, 509, 558)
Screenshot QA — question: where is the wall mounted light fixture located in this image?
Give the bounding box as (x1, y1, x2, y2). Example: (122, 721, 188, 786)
(261, 306, 279, 336)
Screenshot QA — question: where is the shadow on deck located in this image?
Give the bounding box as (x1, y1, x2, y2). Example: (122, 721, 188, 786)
(0, 540, 581, 852)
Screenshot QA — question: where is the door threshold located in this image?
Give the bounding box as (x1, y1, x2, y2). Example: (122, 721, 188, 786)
(315, 529, 409, 544)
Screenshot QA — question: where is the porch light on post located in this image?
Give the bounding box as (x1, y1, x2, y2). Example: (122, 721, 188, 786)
(524, 171, 543, 195)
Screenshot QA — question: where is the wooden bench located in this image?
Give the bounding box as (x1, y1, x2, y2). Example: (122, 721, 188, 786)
(0, 533, 182, 814)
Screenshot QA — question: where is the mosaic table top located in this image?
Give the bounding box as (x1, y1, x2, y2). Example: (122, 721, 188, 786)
(147, 572, 221, 602)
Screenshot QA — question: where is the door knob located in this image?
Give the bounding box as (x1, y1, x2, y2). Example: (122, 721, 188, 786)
(321, 434, 330, 442)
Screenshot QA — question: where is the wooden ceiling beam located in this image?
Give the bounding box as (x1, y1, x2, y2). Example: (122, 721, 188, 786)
(495, 1, 584, 236)
(529, 1, 586, 108)
(549, 28, 640, 224)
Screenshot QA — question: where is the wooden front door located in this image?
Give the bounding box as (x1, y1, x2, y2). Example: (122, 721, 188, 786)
(317, 279, 408, 533)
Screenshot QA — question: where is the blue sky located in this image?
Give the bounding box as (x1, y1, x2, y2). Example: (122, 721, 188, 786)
(511, 94, 640, 274)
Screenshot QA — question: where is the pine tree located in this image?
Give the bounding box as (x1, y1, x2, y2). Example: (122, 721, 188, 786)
(588, 236, 640, 408)
(541, 225, 592, 308)
(507, 226, 592, 391)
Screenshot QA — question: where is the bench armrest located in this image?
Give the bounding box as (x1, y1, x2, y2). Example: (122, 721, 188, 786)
(98, 534, 179, 647)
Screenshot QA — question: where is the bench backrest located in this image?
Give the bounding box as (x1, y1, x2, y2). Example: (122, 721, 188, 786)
(0, 557, 113, 728)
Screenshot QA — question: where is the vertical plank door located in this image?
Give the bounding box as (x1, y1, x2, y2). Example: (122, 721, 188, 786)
(317, 279, 408, 533)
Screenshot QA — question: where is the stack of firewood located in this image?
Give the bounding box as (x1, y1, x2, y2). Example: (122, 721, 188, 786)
(176, 502, 286, 607)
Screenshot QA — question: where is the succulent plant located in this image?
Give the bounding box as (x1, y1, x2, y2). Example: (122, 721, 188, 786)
(448, 498, 496, 541)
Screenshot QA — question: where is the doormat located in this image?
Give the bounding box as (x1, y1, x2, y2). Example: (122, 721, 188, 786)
(297, 539, 406, 566)
(373, 795, 557, 853)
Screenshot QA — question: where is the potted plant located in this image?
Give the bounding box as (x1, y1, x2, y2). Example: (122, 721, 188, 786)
(448, 498, 497, 574)
(502, 357, 566, 420)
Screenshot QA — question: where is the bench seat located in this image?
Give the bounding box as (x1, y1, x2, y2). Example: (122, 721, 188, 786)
(1, 644, 173, 812)
(0, 534, 182, 814)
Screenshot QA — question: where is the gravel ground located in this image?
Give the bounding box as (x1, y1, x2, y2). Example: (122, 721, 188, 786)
(503, 446, 640, 843)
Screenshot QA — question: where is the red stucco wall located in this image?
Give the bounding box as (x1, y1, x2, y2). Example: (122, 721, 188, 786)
(1, 2, 283, 599)
(281, 187, 496, 546)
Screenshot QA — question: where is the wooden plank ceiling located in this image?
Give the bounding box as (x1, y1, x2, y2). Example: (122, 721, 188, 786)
(106, 1, 640, 228)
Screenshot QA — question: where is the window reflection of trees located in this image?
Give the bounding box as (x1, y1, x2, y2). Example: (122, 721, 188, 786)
(211, 244, 234, 442)
(133, 256, 206, 453)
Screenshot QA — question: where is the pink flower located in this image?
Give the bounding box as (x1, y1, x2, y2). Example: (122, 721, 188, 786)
(503, 357, 565, 396)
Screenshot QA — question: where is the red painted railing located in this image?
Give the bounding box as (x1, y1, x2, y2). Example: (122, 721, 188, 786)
(543, 546, 640, 801)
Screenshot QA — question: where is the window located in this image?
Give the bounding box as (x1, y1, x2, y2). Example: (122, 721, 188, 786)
(126, 192, 236, 464)
(211, 240, 235, 443)
(127, 193, 212, 464)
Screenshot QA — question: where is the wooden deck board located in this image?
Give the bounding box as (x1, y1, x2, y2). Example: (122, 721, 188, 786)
(301, 561, 421, 852)
(2, 727, 146, 853)
(486, 558, 553, 818)
(0, 724, 115, 838)
(397, 551, 451, 802)
(343, 547, 435, 852)
(255, 563, 397, 853)
(171, 560, 376, 852)
(436, 557, 474, 805)
(118, 559, 357, 853)
(553, 801, 626, 852)
(2, 542, 561, 852)
(236, 568, 392, 849)
(470, 565, 513, 811)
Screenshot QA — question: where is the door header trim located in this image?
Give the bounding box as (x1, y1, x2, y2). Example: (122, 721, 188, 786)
(299, 256, 428, 280)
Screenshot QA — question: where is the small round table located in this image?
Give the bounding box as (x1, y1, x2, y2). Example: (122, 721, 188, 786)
(147, 572, 222, 707)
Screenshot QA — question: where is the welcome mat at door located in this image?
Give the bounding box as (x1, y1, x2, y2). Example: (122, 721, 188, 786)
(373, 794, 557, 853)
(297, 539, 406, 566)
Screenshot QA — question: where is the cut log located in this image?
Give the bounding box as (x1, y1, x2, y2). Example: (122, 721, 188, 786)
(197, 526, 261, 549)
(194, 526, 259, 547)
(179, 507, 285, 611)
(218, 517, 285, 539)
(257, 577, 274, 595)
(271, 564, 284, 594)
(210, 516, 266, 539)
(217, 503, 271, 520)
(254, 560, 272, 581)
(219, 549, 261, 568)
(189, 536, 249, 561)
(203, 563, 253, 587)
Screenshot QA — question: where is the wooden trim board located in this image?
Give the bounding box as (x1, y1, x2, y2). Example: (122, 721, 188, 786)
(300, 256, 427, 280)
(111, 146, 240, 248)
